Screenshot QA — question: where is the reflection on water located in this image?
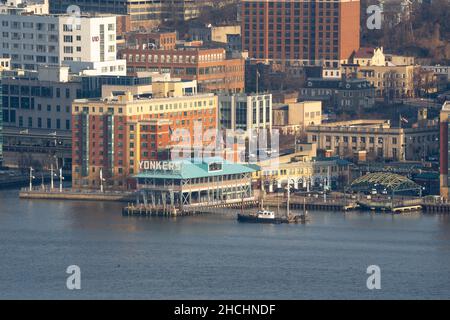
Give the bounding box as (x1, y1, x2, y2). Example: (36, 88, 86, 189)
(0, 188, 450, 299)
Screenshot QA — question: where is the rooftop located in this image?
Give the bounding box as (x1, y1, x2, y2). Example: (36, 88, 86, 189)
(354, 47, 376, 59)
(351, 172, 422, 193)
(135, 158, 258, 180)
(312, 119, 391, 129)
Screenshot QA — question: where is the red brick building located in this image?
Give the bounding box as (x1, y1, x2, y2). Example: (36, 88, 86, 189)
(120, 46, 245, 94)
(71, 88, 218, 190)
(241, 0, 360, 68)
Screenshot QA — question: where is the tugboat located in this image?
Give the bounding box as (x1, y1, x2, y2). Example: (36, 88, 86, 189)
(237, 209, 287, 224)
(237, 178, 310, 224)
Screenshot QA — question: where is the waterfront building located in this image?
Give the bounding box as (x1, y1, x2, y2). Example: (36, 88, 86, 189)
(440, 101, 450, 200)
(218, 93, 272, 132)
(0, 11, 125, 75)
(241, 0, 361, 68)
(71, 86, 218, 189)
(135, 157, 258, 208)
(120, 45, 245, 94)
(254, 147, 352, 192)
(306, 119, 439, 162)
(298, 78, 375, 110)
(0, 66, 80, 169)
(272, 101, 322, 134)
(1, 65, 199, 169)
(1, 66, 81, 133)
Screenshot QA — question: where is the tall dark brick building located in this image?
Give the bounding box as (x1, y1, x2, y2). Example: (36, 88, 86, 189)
(241, 0, 360, 68)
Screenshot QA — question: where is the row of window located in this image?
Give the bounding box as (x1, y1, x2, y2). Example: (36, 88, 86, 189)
(3, 110, 70, 130)
(1, 20, 57, 31)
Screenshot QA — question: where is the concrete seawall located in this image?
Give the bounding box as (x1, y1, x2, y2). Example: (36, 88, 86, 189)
(19, 190, 136, 202)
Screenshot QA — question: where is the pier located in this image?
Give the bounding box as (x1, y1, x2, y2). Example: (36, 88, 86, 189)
(122, 197, 259, 217)
(19, 187, 136, 202)
(422, 203, 450, 213)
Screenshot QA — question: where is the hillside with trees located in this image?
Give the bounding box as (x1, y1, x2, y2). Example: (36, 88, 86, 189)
(361, 0, 450, 64)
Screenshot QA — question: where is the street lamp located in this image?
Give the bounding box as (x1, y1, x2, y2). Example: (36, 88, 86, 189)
(50, 164, 58, 190)
(29, 167, 35, 191)
(59, 168, 64, 193)
(100, 168, 106, 193)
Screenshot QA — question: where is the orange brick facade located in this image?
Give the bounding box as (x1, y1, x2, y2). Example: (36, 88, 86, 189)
(120, 47, 245, 94)
(241, 0, 360, 67)
(72, 94, 218, 189)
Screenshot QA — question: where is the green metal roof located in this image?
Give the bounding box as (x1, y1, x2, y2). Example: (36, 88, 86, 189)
(135, 158, 259, 180)
(350, 172, 422, 193)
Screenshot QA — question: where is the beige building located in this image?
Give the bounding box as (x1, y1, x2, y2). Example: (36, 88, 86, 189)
(272, 101, 322, 134)
(306, 119, 439, 162)
(253, 144, 351, 192)
(343, 47, 417, 99)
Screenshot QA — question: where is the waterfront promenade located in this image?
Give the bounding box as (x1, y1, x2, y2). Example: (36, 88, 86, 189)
(19, 187, 135, 202)
(18, 186, 450, 215)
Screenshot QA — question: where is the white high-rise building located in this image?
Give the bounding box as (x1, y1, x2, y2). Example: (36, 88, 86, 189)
(0, 10, 126, 75)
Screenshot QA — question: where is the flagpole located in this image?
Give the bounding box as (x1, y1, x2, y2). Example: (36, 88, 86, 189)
(256, 67, 259, 95)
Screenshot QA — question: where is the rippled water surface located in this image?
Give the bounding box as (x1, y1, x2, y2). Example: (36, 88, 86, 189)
(0, 189, 449, 299)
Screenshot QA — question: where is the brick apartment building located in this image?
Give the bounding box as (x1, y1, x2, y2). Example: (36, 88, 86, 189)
(120, 46, 245, 94)
(71, 83, 218, 189)
(241, 0, 360, 68)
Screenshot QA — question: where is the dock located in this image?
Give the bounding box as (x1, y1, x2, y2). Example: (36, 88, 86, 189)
(422, 203, 450, 213)
(122, 198, 259, 217)
(19, 188, 136, 202)
(264, 195, 358, 212)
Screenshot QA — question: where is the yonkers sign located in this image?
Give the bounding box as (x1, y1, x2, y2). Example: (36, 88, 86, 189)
(139, 161, 181, 172)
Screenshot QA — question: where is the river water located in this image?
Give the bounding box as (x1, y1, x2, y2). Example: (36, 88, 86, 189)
(0, 188, 449, 299)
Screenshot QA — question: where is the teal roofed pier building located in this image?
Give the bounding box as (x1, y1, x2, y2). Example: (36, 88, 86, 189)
(135, 157, 259, 208)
